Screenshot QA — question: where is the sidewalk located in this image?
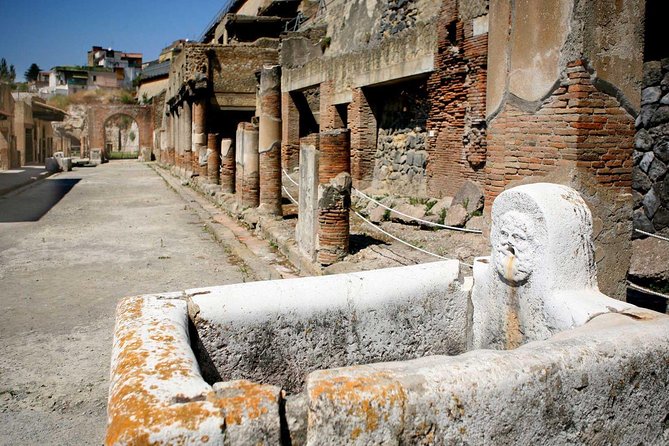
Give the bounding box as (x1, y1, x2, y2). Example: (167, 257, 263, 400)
(0, 165, 53, 196)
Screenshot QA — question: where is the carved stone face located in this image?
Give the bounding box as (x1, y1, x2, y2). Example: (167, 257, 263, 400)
(492, 211, 537, 285)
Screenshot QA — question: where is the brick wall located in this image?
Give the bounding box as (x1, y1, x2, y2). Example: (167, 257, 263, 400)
(319, 80, 337, 131)
(485, 61, 634, 206)
(87, 104, 154, 155)
(425, 0, 488, 198)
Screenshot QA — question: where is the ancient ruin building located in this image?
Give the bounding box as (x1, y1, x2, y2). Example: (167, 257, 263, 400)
(148, 0, 660, 299)
(13, 96, 67, 165)
(106, 184, 669, 445)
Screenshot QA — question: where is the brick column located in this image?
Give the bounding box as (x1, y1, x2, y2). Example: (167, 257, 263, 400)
(207, 133, 220, 184)
(317, 172, 351, 266)
(220, 138, 234, 193)
(258, 65, 282, 216)
(318, 129, 350, 183)
(319, 80, 336, 131)
(317, 129, 351, 266)
(281, 91, 300, 171)
(176, 105, 183, 169)
(235, 122, 260, 208)
(168, 112, 175, 165)
(349, 88, 376, 188)
(192, 99, 207, 176)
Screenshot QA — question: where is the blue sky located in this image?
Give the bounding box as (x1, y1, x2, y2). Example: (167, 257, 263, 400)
(0, 0, 225, 81)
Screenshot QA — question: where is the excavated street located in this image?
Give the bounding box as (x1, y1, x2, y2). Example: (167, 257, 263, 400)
(0, 161, 263, 445)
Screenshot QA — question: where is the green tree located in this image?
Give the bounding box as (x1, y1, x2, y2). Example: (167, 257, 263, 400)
(0, 58, 8, 82)
(0, 58, 15, 83)
(24, 63, 41, 82)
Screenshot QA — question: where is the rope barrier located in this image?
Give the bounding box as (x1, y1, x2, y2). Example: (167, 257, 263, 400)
(352, 188, 483, 234)
(280, 169, 475, 266)
(282, 186, 299, 206)
(352, 209, 474, 268)
(627, 280, 669, 300)
(635, 229, 669, 243)
(282, 169, 299, 187)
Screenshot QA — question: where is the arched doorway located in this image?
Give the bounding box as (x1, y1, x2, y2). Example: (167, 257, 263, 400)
(103, 114, 140, 159)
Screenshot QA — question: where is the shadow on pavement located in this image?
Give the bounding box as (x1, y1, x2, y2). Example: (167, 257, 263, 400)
(0, 178, 81, 222)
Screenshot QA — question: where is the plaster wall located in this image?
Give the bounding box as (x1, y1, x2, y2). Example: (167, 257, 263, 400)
(484, 0, 641, 299)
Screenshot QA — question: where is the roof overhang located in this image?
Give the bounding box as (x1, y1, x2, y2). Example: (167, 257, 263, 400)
(32, 101, 67, 121)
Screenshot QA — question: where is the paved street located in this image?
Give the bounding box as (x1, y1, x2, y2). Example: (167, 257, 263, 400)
(0, 161, 252, 445)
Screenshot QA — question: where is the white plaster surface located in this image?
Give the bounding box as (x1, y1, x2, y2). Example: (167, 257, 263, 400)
(472, 183, 633, 349)
(296, 142, 319, 260)
(305, 308, 669, 445)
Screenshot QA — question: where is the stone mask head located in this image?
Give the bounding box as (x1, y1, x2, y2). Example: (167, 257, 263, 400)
(491, 211, 537, 285)
(489, 183, 597, 292)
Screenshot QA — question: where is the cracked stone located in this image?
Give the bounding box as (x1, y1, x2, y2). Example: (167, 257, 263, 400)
(643, 188, 660, 218)
(642, 86, 662, 105)
(648, 158, 667, 182)
(634, 129, 653, 151)
(640, 151, 655, 173)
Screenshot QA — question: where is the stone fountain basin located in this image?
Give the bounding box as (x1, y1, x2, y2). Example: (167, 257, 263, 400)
(106, 261, 669, 445)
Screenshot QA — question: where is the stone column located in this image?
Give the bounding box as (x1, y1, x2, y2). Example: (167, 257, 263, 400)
(207, 133, 220, 184)
(183, 101, 192, 176)
(258, 65, 283, 216)
(176, 105, 183, 169)
(192, 99, 207, 177)
(168, 112, 175, 165)
(220, 138, 235, 193)
(235, 122, 260, 208)
(317, 129, 351, 266)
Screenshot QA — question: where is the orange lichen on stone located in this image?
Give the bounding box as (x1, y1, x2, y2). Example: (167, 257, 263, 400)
(105, 296, 227, 446)
(209, 380, 278, 426)
(309, 371, 407, 437)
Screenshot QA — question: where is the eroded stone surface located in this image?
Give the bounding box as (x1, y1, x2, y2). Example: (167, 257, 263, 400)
(106, 295, 281, 445)
(189, 261, 468, 393)
(304, 311, 669, 445)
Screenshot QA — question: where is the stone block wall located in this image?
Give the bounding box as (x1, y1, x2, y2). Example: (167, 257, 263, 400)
(633, 59, 669, 234)
(371, 78, 430, 195)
